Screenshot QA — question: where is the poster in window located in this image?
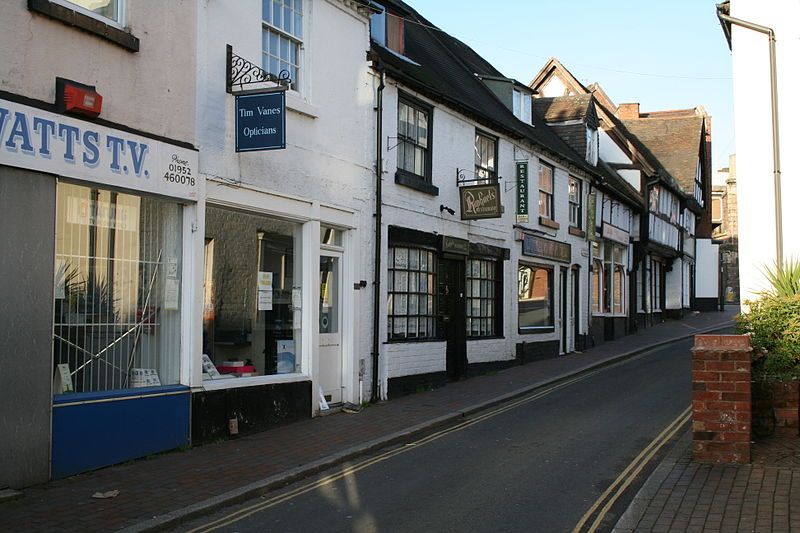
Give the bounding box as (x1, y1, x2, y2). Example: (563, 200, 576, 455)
(276, 340, 296, 374)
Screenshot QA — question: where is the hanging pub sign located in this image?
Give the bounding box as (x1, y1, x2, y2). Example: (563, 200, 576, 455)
(235, 91, 286, 152)
(459, 183, 502, 220)
(516, 161, 529, 223)
(521, 233, 571, 263)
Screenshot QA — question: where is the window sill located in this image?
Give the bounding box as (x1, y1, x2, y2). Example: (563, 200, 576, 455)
(28, 0, 139, 52)
(518, 327, 555, 335)
(467, 335, 505, 341)
(286, 92, 319, 119)
(539, 217, 560, 230)
(568, 227, 586, 238)
(202, 373, 310, 391)
(385, 337, 445, 345)
(395, 170, 439, 196)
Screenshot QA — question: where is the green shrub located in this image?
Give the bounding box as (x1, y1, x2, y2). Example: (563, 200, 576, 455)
(736, 294, 800, 379)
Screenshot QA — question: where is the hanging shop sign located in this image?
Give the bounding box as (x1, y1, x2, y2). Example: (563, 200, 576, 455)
(0, 98, 198, 201)
(440, 235, 469, 255)
(586, 192, 598, 242)
(516, 161, 529, 223)
(521, 233, 571, 263)
(602, 222, 630, 245)
(459, 183, 502, 220)
(235, 91, 286, 152)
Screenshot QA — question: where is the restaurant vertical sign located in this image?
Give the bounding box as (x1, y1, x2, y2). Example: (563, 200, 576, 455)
(516, 161, 529, 223)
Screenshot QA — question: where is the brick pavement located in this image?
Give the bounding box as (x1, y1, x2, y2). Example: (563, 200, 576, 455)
(0, 309, 735, 533)
(614, 428, 800, 532)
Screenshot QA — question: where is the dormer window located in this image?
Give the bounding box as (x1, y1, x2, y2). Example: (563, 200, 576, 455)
(586, 127, 598, 166)
(370, 4, 404, 55)
(513, 89, 532, 124)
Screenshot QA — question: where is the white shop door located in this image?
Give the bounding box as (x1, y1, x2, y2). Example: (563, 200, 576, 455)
(319, 253, 343, 404)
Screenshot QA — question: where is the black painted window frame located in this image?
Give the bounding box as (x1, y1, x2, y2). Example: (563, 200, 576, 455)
(474, 129, 498, 183)
(28, 0, 139, 52)
(396, 93, 434, 192)
(387, 245, 438, 342)
(466, 257, 502, 338)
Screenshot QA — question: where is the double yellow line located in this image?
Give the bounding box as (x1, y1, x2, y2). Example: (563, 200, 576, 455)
(185, 373, 590, 533)
(572, 406, 692, 533)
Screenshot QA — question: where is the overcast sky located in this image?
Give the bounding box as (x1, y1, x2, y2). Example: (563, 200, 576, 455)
(405, 0, 734, 175)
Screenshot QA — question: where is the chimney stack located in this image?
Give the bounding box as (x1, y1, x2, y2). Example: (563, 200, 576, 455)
(617, 103, 640, 120)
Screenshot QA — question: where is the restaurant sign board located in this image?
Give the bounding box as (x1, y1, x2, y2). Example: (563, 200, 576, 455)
(459, 183, 502, 220)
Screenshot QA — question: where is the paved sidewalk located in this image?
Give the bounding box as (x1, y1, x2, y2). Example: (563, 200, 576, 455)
(613, 433, 800, 533)
(1, 309, 735, 533)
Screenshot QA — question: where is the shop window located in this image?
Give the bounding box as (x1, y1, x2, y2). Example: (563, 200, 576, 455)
(388, 247, 437, 340)
(568, 177, 582, 229)
(600, 243, 627, 316)
(262, 0, 303, 91)
(202, 205, 303, 379)
(591, 257, 602, 314)
(474, 131, 498, 182)
(467, 259, 500, 337)
(53, 183, 183, 393)
(538, 163, 554, 219)
(518, 264, 553, 331)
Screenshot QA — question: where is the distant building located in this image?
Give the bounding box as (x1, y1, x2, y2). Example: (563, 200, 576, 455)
(712, 154, 740, 303)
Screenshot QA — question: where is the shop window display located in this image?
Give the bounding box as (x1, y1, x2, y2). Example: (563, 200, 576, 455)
(202, 206, 303, 380)
(53, 182, 183, 393)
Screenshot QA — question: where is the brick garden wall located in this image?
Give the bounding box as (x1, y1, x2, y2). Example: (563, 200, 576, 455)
(692, 335, 752, 464)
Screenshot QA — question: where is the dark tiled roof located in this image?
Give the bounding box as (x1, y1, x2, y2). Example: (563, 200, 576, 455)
(372, 0, 597, 176)
(532, 94, 593, 124)
(623, 116, 704, 196)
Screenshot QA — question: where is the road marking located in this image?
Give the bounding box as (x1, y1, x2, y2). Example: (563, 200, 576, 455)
(185, 344, 684, 533)
(572, 406, 692, 533)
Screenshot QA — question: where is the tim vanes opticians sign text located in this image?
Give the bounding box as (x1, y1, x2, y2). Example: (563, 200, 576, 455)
(0, 99, 198, 201)
(235, 91, 286, 152)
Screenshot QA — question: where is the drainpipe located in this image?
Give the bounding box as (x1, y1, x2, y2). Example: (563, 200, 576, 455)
(371, 67, 385, 403)
(717, 9, 783, 265)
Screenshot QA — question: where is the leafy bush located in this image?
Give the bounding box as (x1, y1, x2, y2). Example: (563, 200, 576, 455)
(760, 258, 800, 298)
(736, 295, 800, 379)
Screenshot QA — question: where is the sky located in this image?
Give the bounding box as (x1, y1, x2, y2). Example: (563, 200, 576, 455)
(405, 0, 735, 177)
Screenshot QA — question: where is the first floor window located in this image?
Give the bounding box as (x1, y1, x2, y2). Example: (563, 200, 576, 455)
(388, 247, 437, 340)
(397, 96, 432, 180)
(53, 182, 183, 393)
(539, 162, 554, 219)
(518, 264, 553, 331)
(474, 131, 498, 182)
(262, 0, 303, 90)
(467, 258, 500, 337)
(569, 177, 582, 228)
(203, 206, 303, 378)
(56, 0, 122, 24)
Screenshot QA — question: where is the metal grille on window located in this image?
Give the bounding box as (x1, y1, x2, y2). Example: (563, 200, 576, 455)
(467, 259, 497, 337)
(53, 183, 183, 393)
(262, 0, 302, 90)
(397, 99, 429, 178)
(387, 247, 436, 340)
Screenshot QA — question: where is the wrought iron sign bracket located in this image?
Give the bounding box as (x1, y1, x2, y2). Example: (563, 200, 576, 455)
(226, 44, 291, 94)
(456, 167, 502, 187)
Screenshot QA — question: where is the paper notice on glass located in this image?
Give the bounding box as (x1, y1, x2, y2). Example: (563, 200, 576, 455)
(258, 289, 273, 311)
(292, 288, 302, 310)
(164, 278, 180, 310)
(257, 271, 273, 291)
(167, 257, 179, 279)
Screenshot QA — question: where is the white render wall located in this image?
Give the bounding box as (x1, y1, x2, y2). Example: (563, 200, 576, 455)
(0, 0, 196, 143)
(194, 0, 375, 404)
(730, 0, 800, 302)
(379, 81, 590, 386)
(696, 239, 720, 298)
